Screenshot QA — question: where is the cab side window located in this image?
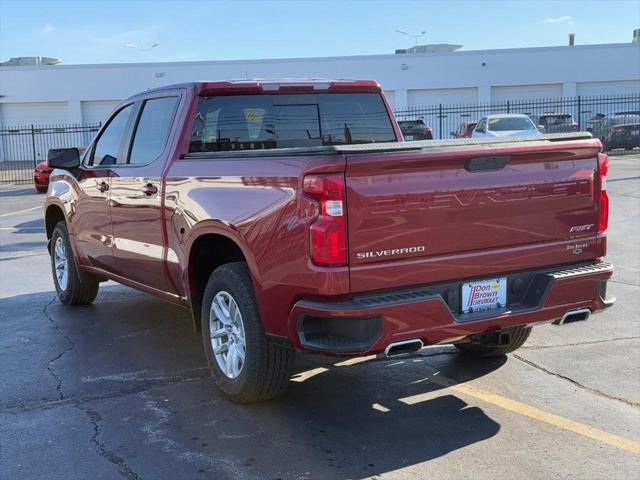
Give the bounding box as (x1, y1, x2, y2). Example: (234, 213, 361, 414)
(128, 96, 179, 165)
(91, 104, 134, 166)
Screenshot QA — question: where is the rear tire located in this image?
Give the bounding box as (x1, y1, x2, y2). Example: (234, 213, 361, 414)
(455, 326, 531, 358)
(201, 262, 295, 403)
(50, 221, 99, 305)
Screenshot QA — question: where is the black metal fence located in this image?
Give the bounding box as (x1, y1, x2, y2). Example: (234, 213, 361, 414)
(0, 123, 101, 184)
(393, 93, 640, 142)
(1, 93, 639, 184)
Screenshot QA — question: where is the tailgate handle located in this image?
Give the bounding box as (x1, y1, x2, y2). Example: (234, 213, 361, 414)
(465, 155, 510, 172)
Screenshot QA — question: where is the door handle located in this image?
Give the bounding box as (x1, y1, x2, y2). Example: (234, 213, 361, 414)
(97, 181, 109, 192)
(143, 183, 158, 196)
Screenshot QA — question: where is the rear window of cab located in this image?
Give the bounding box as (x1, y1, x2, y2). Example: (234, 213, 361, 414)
(188, 93, 396, 152)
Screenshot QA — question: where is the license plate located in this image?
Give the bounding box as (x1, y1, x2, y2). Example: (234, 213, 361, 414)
(405, 135, 414, 140)
(461, 277, 507, 313)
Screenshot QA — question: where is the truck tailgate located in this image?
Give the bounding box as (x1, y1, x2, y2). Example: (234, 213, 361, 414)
(345, 139, 602, 293)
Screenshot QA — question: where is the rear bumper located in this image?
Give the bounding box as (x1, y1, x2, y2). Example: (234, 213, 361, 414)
(287, 262, 614, 355)
(34, 172, 51, 187)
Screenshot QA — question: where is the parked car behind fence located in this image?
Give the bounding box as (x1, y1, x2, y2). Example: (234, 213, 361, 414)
(472, 114, 542, 138)
(534, 113, 579, 133)
(451, 121, 477, 138)
(398, 119, 433, 140)
(393, 93, 639, 141)
(589, 113, 640, 152)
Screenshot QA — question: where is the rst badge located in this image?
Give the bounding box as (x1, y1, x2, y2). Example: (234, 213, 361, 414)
(569, 224, 594, 233)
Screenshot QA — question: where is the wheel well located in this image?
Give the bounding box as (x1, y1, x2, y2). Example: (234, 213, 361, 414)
(45, 205, 65, 240)
(188, 234, 246, 332)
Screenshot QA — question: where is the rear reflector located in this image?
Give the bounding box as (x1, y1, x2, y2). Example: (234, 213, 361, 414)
(598, 153, 609, 233)
(303, 174, 347, 266)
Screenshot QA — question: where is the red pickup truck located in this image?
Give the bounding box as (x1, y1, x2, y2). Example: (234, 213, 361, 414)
(44, 79, 614, 402)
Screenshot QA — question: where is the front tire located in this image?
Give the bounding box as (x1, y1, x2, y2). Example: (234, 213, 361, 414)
(201, 262, 295, 403)
(455, 326, 531, 358)
(50, 221, 99, 305)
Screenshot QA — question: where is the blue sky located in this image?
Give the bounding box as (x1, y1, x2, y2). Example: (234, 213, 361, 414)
(1, 0, 638, 64)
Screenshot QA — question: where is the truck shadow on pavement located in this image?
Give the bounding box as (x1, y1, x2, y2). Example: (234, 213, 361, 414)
(2, 285, 505, 480)
(10, 218, 46, 235)
(0, 239, 48, 253)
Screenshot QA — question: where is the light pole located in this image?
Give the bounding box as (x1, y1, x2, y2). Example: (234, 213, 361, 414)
(125, 43, 159, 62)
(395, 29, 426, 47)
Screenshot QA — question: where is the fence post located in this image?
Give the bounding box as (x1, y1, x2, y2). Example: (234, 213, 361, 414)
(577, 95, 582, 130)
(30, 124, 37, 167)
(507, 100, 510, 114)
(438, 104, 443, 139)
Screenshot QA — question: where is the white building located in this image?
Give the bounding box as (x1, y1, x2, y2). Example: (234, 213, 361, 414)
(0, 42, 639, 126)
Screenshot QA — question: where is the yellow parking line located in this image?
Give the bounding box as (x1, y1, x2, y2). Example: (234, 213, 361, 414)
(334, 355, 377, 367)
(401, 373, 640, 455)
(289, 367, 329, 383)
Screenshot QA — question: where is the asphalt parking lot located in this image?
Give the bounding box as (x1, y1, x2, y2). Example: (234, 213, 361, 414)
(1, 155, 639, 480)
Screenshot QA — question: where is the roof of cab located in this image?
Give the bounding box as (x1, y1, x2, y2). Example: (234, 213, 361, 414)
(128, 78, 382, 100)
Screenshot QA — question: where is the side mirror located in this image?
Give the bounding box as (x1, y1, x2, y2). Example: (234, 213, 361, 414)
(537, 125, 545, 132)
(48, 148, 80, 169)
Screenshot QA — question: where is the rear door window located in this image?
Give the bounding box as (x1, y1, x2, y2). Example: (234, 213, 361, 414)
(189, 93, 396, 153)
(128, 96, 179, 165)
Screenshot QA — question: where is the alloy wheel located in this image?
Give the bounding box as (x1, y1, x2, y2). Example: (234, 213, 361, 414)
(209, 291, 246, 379)
(53, 236, 68, 291)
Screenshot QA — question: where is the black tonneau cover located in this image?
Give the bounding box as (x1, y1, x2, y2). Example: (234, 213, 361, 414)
(183, 132, 595, 159)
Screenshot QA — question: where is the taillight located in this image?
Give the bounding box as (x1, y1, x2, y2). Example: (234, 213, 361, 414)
(424, 127, 433, 138)
(571, 122, 579, 130)
(303, 174, 347, 266)
(598, 153, 609, 233)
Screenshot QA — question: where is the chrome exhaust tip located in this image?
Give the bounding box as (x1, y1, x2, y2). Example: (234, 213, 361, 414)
(554, 308, 591, 325)
(383, 339, 424, 358)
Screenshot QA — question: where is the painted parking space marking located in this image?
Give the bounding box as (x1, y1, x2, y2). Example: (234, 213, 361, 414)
(0, 226, 45, 231)
(0, 205, 43, 218)
(399, 371, 640, 455)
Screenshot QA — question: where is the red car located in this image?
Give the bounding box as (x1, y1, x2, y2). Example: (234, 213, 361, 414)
(34, 160, 53, 193)
(35, 147, 85, 192)
(44, 80, 614, 402)
(452, 120, 478, 138)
